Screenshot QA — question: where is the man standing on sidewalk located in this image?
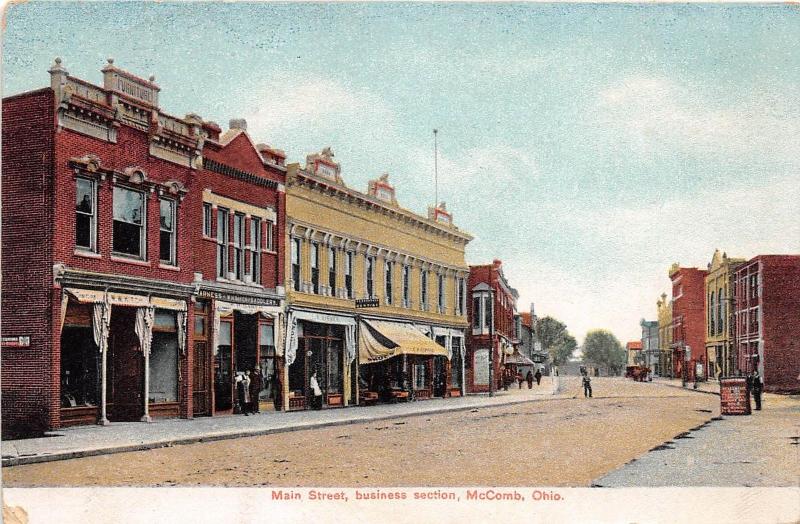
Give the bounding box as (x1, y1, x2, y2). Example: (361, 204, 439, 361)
(752, 371, 763, 411)
(582, 374, 593, 398)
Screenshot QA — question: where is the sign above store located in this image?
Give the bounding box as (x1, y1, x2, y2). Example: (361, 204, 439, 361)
(2, 336, 30, 347)
(197, 289, 280, 307)
(355, 298, 380, 308)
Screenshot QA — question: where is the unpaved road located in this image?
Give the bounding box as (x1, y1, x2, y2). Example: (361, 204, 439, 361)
(3, 378, 719, 487)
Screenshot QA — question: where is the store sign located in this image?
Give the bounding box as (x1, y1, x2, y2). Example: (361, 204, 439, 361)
(720, 377, 750, 416)
(2, 336, 30, 347)
(474, 349, 489, 385)
(355, 298, 380, 308)
(197, 289, 280, 307)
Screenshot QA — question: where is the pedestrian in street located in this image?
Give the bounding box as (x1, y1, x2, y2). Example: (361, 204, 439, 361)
(249, 368, 263, 414)
(516, 371, 524, 389)
(582, 374, 592, 398)
(526, 370, 534, 389)
(535, 369, 542, 386)
(752, 371, 763, 411)
(310, 370, 323, 410)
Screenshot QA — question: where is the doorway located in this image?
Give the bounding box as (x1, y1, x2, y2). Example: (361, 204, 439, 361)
(109, 307, 143, 421)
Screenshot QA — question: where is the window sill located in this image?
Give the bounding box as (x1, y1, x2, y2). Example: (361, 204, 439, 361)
(263, 249, 277, 255)
(111, 255, 150, 267)
(74, 249, 101, 259)
(159, 263, 181, 272)
(202, 236, 216, 242)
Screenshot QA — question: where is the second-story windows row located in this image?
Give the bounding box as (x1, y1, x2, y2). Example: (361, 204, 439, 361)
(207, 202, 274, 285)
(75, 177, 178, 265)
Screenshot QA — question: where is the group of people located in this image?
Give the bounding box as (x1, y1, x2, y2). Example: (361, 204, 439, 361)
(235, 368, 264, 416)
(514, 369, 543, 389)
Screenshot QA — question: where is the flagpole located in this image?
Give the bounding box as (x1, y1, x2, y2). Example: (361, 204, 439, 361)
(433, 128, 438, 207)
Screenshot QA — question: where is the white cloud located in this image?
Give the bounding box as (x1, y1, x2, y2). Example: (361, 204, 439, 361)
(596, 76, 800, 163)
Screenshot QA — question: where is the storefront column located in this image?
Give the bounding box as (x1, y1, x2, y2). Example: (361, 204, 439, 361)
(135, 306, 155, 423)
(92, 301, 111, 426)
(99, 345, 110, 426)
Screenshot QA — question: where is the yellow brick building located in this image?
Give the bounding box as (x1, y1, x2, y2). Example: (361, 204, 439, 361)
(704, 249, 745, 379)
(657, 292, 673, 377)
(282, 148, 472, 410)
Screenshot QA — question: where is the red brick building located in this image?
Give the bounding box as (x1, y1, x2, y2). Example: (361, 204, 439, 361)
(465, 260, 519, 393)
(669, 264, 707, 382)
(187, 119, 286, 417)
(733, 255, 800, 393)
(1, 59, 286, 438)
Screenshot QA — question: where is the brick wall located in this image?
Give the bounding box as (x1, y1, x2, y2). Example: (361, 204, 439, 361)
(1, 89, 57, 438)
(672, 267, 707, 381)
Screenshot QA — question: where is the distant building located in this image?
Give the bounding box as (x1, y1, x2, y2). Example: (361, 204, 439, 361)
(625, 341, 643, 366)
(669, 264, 708, 382)
(639, 320, 659, 372)
(704, 249, 745, 380)
(733, 255, 800, 393)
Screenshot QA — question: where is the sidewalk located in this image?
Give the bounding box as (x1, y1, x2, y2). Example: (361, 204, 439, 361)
(2, 379, 562, 467)
(594, 391, 800, 487)
(649, 376, 721, 395)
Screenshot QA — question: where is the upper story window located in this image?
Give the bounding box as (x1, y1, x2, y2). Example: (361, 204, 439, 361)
(328, 247, 337, 291)
(749, 273, 758, 299)
(472, 291, 493, 333)
(365, 256, 375, 298)
(385, 261, 393, 305)
(717, 289, 724, 336)
(456, 277, 466, 316)
(438, 274, 445, 312)
(311, 243, 320, 294)
(264, 220, 274, 251)
(113, 186, 146, 259)
(402, 265, 410, 307)
(250, 217, 261, 284)
(75, 178, 97, 251)
(159, 198, 176, 265)
(345, 252, 354, 299)
(202, 203, 212, 237)
(420, 269, 428, 309)
(291, 238, 301, 291)
(232, 213, 245, 281)
(708, 291, 715, 336)
(216, 208, 229, 278)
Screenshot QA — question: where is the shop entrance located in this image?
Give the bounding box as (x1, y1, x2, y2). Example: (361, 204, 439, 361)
(59, 300, 101, 427)
(433, 355, 448, 397)
(289, 322, 344, 409)
(109, 307, 144, 422)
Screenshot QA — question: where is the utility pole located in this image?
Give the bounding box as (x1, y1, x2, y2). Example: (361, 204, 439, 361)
(433, 129, 438, 207)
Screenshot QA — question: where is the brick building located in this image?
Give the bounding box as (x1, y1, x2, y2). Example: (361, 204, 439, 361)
(187, 118, 286, 417)
(1, 59, 286, 437)
(733, 255, 800, 393)
(466, 260, 519, 393)
(625, 340, 643, 366)
(668, 264, 707, 382)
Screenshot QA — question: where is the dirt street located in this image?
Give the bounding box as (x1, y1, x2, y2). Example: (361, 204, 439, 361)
(3, 378, 719, 487)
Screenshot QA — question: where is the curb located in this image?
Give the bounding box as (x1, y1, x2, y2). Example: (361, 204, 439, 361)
(650, 381, 720, 397)
(3, 391, 566, 467)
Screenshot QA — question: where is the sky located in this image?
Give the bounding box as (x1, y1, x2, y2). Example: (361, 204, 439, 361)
(4, 3, 799, 346)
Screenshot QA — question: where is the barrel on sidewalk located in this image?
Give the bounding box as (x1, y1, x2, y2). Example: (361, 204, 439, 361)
(719, 377, 751, 416)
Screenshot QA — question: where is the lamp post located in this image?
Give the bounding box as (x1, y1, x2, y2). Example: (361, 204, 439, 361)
(488, 288, 495, 397)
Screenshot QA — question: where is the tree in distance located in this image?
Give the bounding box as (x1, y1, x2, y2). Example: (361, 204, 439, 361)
(582, 329, 626, 376)
(537, 316, 577, 366)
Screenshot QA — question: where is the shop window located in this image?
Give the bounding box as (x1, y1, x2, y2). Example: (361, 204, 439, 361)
(233, 213, 245, 280)
(414, 362, 426, 390)
(194, 300, 208, 338)
(75, 177, 96, 251)
(345, 251, 353, 298)
(215, 320, 233, 410)
(327, 342, 341, 394)
(259, 323, 276, 400)
(159, 198, 176, 265)
(60, 324, 99, 407)
(451, 338, 463, 388)
(150, 310, 178, 403)
(112, 186, 146, 258)
(311, 243, 320, 294)
(385, 261, 393, 305)
(217, 208, 229, 278)
(291, 238, 301, 291)
(202, 203, 212, 237)
(328, 247, 336, 291)
(250, 217, 261, 284)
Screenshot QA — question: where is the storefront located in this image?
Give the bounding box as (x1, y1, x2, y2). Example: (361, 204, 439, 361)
(429, 326, 466, 397)
(284, 309, 356, 411)
(202, 291, 283, 416)
(59, 288, 188, 427)
(358, 319, 449, 403)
